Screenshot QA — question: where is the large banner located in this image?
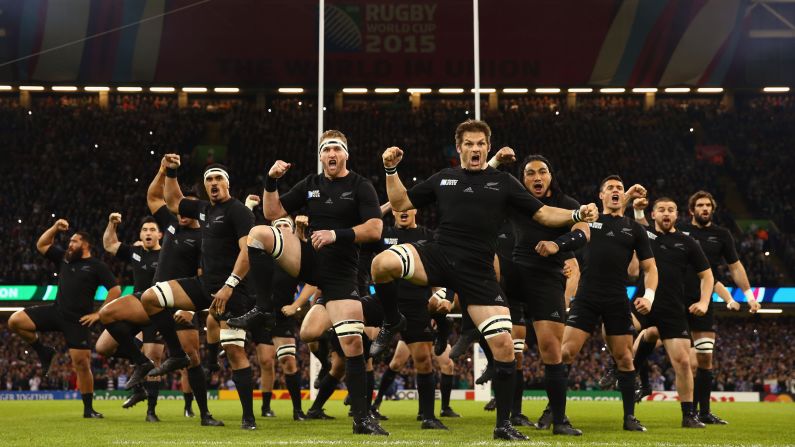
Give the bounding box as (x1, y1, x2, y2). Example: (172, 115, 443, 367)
(0, 390, 218, 400)
(0, 0, 783, 87)
(641, 391, 760, 403)
(2, 285, 792, 303)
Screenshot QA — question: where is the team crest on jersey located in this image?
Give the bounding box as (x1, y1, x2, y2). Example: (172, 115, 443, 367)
(199, 213, 205, 221)
(384, 238, 398, 245)
(132, 253, 142, 262)
(589, 222, 603, 229)
(340, 191, 354, 200)
(485, 182, 500, 191)
(646, 231, 657, 240)
(167, 225, 176, 234)
(440, 179, 458, 186)
(308, 190, 320, 198)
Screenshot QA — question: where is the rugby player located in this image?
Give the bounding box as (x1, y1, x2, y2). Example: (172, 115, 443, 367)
(9, 219, 120, 418)
(371, 120, 598, 439)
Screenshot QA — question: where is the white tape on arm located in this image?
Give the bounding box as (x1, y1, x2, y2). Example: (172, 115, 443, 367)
(644, 288, 655, 305)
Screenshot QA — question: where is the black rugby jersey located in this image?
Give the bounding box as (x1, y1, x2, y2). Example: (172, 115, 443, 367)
(378, 225, 435, 302)
(406, 167, 543, 258)
(152, 206, 201, 282)
(178, 198, 254, 291)
(495, 220, 515, 266)
(511, 191, 580, 272)
(642, 227, 710, 313)
(577, 214, 653, 300)
(679, 222, 739, 301)
(44, 246, 117, 320)
(280, 171, 381, 235)
(115, 244, 159, 292)
(280, 171, 381, 270)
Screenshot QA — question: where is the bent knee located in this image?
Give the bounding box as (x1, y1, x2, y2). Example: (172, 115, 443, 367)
(8, 311, 27, 331)
(371, 251, 403, 281)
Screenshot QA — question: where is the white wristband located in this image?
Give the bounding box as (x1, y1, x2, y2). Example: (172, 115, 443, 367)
(330, 230, 337, 243)
(225, 274, 241, 289)
(487, 157, 501, 168)
(634, 208, 645, 220)
(744, 289, 756, 302)
(433, 288, 448, 301)
(644, 288, 655, 304)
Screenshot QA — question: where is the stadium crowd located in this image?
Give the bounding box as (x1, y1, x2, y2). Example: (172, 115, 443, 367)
(1, 93, 791, 287)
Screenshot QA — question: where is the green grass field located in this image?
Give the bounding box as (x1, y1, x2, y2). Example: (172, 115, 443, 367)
(2, 399, 793, 446)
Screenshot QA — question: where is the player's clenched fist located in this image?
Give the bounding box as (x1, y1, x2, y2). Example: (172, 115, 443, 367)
(164, 153, 181, 169)
(382, 146, 403, 168)
(54, 219, 69, 232)
(580, 203, 599, 223)
(494, 146, 517, 165)
(269, 160, 292, 179)
(108, 212, 122, 225)
(535, 241, 559, 257)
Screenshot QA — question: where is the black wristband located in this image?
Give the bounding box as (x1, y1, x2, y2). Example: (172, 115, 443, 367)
(264, 176, 278, 192)
(384, 166, 397, 175)
(166, 168, 178, 178)
(335, 228, 355, 243)
(553, 229, 587, 252)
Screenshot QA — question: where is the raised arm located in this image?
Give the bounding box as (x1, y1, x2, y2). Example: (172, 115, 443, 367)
(102, 212, 122, 255)
(263, 161, 291, 220)
(533, 203, 598, 228)
(382, 146, 415, 212)
(631, 197, 650, 227)
(37, 219, 69, 255)
(147, 158, 168, 214)
(163, 153, 185, 214)
(380, 202, 393, 217)
(487, 146, 517, 169)
(535, 221, 591, 257)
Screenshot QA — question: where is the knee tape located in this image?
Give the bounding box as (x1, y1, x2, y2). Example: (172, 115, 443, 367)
(513, 339, 525, 353)
(333, 320, 365, 338)
(152, 282, 175, 308)
(694, 337, 715, 354)
(477, 315, 513, 340)
(276, 344, 297, 359)
(220, 328, 247, 347)
(387, 244, 415, 279)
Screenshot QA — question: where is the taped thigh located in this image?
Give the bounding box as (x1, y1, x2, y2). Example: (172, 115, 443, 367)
(387, 244, 415, 279)
(152, 282, 176, 308)
(477, 315, 513, 340)
(249, 226, 285, 260)
(220, 328, 247, 347)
